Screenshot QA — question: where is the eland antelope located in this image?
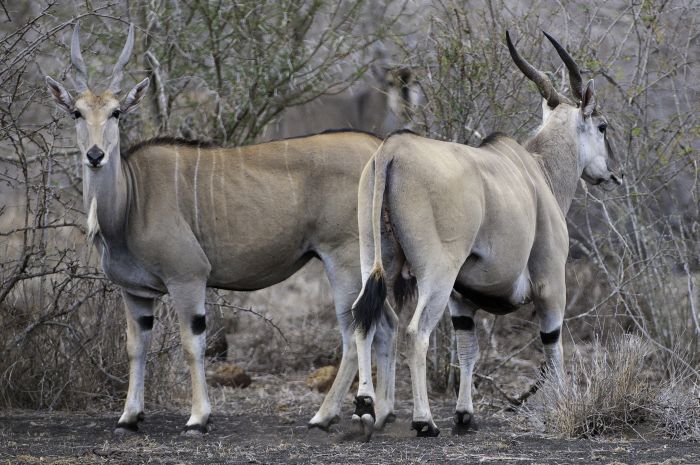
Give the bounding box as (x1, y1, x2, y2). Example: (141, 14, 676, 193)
(46, 23, 396, 434)
(351, 31, 622, 439)
(264, 63, 419, 140)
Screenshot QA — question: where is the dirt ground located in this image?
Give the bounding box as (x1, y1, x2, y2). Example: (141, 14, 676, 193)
(1, 374, 698, 465)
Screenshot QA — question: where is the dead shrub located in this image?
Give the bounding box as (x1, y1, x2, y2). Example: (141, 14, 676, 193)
(650, 381, 700, 440)
(520, 335, 700, 439)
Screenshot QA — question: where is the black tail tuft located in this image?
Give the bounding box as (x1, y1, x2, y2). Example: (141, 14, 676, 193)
(352, 269, 387, 335)
(393, 275, 417, 310)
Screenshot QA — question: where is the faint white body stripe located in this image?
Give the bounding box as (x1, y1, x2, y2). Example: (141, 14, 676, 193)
(194, 147, 201, 235)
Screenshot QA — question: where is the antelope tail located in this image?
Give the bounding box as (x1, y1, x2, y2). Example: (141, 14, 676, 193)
(352, 145, 392, 335)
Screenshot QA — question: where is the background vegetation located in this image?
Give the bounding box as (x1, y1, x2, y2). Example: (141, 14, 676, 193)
(0, 0, 697, 439)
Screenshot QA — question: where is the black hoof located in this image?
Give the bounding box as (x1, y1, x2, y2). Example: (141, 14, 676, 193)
(182, 423, 209, 435)
(307, 415, 340, 432)
(114, 421, 139, 434)
(114, 412, 146, 434)
(308, 422, 330, 432)
(114, 411, 145, 434)
(452, 411, 478, 435)
(411, 421, 440, 437)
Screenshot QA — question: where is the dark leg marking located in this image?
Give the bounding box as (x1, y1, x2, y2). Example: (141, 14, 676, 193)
(353, 396, 376, 420)
(451, 316, 474, 331)
(137, 316, 154, 331)
(540, 327, 561, 345)
(191, 314, 206, 335)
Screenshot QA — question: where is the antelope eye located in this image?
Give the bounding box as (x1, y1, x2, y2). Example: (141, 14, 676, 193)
(72, 110, 82, 119)
(111, 109, 121, 119)
(598, 123, 608, 133)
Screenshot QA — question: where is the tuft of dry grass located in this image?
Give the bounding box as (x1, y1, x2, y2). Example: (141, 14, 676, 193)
(650, 380, 700, 440)
(520, 335, 700, 440)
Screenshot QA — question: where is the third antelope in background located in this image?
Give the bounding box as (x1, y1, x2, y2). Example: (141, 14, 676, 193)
(263, 48, 420, 139)
(350, 31, 623, 440)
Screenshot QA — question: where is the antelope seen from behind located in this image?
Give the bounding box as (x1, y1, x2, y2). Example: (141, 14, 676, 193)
(351, 31, 622, 440)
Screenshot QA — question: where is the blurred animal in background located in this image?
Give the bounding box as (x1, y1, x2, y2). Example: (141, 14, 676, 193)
(350, 31, 623, 440)
(263, 48, 420, 139)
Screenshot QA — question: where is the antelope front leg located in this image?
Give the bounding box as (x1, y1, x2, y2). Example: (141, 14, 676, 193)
(169, 281, 211, 434)
(115, 291, 155, 433)
(534, 282, 566, 378)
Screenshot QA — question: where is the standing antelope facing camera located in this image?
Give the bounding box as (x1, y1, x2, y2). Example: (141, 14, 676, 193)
(46, 23, 398, 434)
(351, 31, 622, 439)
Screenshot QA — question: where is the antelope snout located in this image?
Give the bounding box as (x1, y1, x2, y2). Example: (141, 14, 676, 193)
(86, 145, 105, 168)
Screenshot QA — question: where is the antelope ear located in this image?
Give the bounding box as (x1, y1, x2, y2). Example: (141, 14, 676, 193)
(45, 76, 74, 113)
(581, 79, 596, 117)
(122, 78, 150, 114)
(541, 98, 553, 121)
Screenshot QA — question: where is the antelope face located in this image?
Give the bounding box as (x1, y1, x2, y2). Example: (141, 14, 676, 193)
(372, 63, 420, 119)
(506, 31, 623, 187)
(577, 81, 623, 186)
(46, 82, 148, 169)
(45, 23, 149, 170)
(384, 66, 420, 119)
(71, 91, 121, 168)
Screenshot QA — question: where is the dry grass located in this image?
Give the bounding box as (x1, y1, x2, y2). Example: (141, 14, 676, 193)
(520, 335, 700, 440)
(651, 380, 700, 440)
(0, 275, 185, 410)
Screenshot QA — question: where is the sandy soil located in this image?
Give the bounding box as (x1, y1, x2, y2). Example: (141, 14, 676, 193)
(1, 374, 698, 465)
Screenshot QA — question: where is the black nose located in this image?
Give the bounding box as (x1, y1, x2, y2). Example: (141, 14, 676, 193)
(86, 146, 104, 167)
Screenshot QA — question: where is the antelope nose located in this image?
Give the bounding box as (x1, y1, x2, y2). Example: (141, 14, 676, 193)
(86, 146, 104, 167)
